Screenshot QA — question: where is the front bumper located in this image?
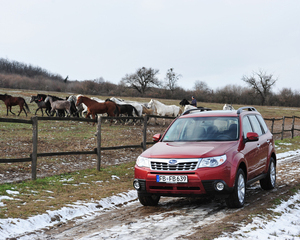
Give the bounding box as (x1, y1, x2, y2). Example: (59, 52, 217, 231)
(133, 178, 233, 197)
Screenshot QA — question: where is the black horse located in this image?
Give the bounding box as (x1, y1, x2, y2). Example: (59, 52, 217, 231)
(105, 99, 139, 124)
(30, 95, 50, 116)
(179, 98, 190, 106)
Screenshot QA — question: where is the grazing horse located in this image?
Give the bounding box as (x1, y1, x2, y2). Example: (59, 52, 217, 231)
(30, 95, 50, 116)
(76, 96, 120, 125)
(148, 99, 182, 125)
(0, 94, 30, 116)
(223, 104, 235, 110)
(45, 95, 71, 117)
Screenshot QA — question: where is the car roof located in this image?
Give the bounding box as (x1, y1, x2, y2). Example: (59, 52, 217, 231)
(180, 106, 259, 118)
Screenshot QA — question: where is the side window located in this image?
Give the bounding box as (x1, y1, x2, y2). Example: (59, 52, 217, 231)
(242, 116, 253, 138)
(256, 115, 269, 133)
(249, 115, 263, 136)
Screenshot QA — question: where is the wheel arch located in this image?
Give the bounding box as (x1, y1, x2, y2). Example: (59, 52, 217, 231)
(238, 161, 247, 180)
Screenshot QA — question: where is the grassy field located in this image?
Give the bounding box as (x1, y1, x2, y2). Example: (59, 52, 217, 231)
(0, 88, 300, 219)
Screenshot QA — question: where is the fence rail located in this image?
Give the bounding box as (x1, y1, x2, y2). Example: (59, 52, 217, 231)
(0, 115, 159, 180)
(0, 114, 299, 180)
(264, 116, 300, 140)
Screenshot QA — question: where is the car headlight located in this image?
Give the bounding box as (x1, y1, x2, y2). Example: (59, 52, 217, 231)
(198, 155, 227, 168)
(136, 156, 150, 168)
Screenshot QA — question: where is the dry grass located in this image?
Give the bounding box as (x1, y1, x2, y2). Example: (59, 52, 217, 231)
(0, 162, 135, 219)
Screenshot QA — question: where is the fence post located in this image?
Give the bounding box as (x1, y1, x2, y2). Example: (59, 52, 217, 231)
(143, 115, 147, 151)
(96, 115, 102, 171)
(271, 118, 274, 134)
(31, 116, 38, 180)
(292, 116, 295, 139)
(281, 116, 285, 140)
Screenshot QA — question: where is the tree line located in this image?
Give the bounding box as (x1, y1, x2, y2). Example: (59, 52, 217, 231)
(0, 58, 300, 107)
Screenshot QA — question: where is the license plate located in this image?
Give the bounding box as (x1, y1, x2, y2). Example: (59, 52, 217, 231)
(156, 175, 188, 183)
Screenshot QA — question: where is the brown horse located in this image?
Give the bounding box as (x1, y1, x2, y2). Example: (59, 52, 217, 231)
(75, 96, 119, 125)
(0, 94, 31, 117)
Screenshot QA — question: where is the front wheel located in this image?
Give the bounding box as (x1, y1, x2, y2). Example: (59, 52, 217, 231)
(138, 193, 160, 206)
(225, 169, 246, 208)
(260, 157, 276, 190)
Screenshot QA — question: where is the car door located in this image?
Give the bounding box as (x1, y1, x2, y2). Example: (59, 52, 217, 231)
(248, 115, 268, 176)
(242, 115, 259, 179)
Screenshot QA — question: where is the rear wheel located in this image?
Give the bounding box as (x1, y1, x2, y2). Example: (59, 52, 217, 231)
(138, 193, 160, 206)
(260, 157, 276, 190)
(225, 169, 246, 208)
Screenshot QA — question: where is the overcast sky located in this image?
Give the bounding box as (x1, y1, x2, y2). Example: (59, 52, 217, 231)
(1, 0, 299, 93)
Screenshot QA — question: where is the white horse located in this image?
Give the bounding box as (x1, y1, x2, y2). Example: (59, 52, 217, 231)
(91, 97, 105, 103)
(148, 99, 182, 125)
(184, 105, 197, 112)
(223, 104, 235, 110)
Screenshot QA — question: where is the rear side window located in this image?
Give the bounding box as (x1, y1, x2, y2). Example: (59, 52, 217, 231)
(249, 115, 263, 136)
(256, 115, 269, 133)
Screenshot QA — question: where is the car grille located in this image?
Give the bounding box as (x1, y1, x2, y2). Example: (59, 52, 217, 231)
(151, 161, 198, 171)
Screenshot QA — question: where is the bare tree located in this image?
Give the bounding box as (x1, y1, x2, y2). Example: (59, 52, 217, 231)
(193, 80, 212, 102)
(164, 68, 181, 93)
(121, 67, 160, 95)
(242, 70, 277, 105)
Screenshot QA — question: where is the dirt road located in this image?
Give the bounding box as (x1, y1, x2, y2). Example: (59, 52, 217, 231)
(17, 154, 300, 240)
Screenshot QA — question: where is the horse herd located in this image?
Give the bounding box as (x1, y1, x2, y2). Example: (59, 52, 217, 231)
(0, 93, 234, 125)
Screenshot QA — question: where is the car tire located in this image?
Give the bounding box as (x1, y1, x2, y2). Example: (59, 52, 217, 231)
(138, 193, 160, 206)
(225, 169, 246, 208)
(260, 157, 276, 190)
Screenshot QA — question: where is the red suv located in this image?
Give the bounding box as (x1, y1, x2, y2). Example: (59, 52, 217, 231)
(133, 106, 276, 208)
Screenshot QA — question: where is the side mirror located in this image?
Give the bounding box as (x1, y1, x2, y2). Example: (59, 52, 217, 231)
(153, 133, 161, 143)
(246, 132, 259, 142)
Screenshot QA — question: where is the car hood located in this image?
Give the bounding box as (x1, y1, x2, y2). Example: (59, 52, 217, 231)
(142, 141, 238, 159)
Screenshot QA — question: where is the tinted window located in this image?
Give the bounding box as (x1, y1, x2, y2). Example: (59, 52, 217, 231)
(242, 116, 253, 138)
(249, 115, 263, 136)
(256, 115, 269, 133)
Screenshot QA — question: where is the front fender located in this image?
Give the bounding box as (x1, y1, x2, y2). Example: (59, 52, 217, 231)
(226, 151, 247, 188)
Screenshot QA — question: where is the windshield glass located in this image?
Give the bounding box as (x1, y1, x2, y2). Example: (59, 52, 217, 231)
(162, 116, 239, 142)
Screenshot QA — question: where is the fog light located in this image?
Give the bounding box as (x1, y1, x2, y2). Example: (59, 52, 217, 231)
(133, 179, 140, 190)
(215, 182, 225, 191)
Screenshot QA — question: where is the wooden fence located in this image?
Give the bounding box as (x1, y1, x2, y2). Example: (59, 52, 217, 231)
(264, 116, 300, 140)
(0, 115, 174, 180)
(0, 115, 299, 180)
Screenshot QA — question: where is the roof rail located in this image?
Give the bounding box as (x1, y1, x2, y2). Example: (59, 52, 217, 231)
(182, 107, 212, 115)
(237, 106, 257, 115)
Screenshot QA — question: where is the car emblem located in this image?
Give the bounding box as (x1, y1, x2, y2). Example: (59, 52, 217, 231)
(169, 159, 178, 165)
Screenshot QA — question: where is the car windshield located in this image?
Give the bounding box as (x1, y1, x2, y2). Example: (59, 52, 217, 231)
(162, 116, 239, 142)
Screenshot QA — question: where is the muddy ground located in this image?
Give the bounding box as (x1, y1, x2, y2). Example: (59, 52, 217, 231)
(16, 155, 300, 240)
